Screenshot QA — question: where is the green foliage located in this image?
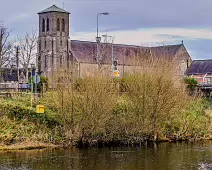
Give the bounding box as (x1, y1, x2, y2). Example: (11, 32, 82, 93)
(0, 99, 60, 127)
(184, 77, 198, 90)
(38, 76, 49, 91)
(0, 70, 211, 147)
(43, 71, 211, 144)
(0, 101, 64, 145)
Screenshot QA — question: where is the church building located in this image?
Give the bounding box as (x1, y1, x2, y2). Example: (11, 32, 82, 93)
(37, 5, 192, 78)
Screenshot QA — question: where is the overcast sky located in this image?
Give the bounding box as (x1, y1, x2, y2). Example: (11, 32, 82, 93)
(0, 0, 212, 59)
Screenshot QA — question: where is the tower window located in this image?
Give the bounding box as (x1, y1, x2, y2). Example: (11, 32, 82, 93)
(57, 18, 60, 31)
(60, 55, 63, 67)
(47, 18, 50, 32)
(38, 55, 41, 72)
(62, 18, 65, 32)
(45, 40, 47, 49)
(45, 55, 48, 69)
(60, 40, 62, 46)
(42, 18, 45, 32)
(52, 40, 54, 66)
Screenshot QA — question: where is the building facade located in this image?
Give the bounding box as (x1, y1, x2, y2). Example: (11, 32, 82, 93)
(186, 60, 212, 85)
(37, 5, 192, 78)
(37, 5, 71, 76)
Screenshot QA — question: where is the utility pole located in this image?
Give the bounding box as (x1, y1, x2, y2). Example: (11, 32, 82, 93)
(15, 46, 20, 86)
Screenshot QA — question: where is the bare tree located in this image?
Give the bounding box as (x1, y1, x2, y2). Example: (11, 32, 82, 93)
(16, 29, 37, 81)
(0, 23, 13, 82)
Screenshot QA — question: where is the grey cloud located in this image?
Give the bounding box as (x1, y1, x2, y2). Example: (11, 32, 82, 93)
(1, 0, 212, 33)
(0, 0, 211, 59)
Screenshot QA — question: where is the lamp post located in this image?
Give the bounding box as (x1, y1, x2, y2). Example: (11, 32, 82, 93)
(96, 12, 109, 69)
(30, 63, 36, 107)
(14, 46, 19, 87)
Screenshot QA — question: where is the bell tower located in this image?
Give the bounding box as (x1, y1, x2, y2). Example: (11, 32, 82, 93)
(37, 5, 70, 76)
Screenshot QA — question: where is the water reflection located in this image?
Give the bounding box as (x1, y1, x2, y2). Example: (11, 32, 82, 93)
(0, 141, 211, 170)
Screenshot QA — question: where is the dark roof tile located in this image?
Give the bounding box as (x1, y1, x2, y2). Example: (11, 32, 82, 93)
(186, 60, 212, 75)
(38, 5, 70, 14)
(70, 40, 184, 65)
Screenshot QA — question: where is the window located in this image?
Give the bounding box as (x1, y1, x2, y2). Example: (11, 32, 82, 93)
(45, 40, 47, 49)
(45, 55, 48, 69)
(47, 18, 49, 32)
(57, 18, 60, 31)
(205, 78, 211, 84)
(60, 40, 62, 46)
(62, 18, 65, 32)
(60, 55, 63, 67)
(52, 41, 54, 66)
(42, 18, 45, 32)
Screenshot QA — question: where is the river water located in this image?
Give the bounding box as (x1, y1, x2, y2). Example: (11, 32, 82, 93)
(0, 141, 212, 170)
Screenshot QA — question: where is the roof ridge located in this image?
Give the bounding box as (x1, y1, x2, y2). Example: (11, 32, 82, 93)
(38, 4, 70, 14)
(71, 40, 182, 48)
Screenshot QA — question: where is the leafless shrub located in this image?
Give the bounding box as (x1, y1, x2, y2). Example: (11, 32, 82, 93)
(41, 55, 210, 145)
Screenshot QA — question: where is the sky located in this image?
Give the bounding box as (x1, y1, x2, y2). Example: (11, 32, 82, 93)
(0, 0, 212, 59)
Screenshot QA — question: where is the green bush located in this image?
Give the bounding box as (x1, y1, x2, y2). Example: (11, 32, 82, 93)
(184, 77, 198, 90)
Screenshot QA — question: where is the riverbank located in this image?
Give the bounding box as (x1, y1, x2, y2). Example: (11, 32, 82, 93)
(0, 96, 211, 150)
(0, 141, 59, 151)
(0, 72, 211, 150)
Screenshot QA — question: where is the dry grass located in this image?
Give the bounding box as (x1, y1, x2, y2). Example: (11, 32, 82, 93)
(0, 141, 59, 151)
(39, 58, 211, 144)
(0, 57, 210, 148)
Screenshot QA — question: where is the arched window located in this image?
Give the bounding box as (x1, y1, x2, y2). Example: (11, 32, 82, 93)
(45, 55, 48, 69)
(47, 18, 50, 32)
(60, 55, 63, 67)
(57, 18, 60, 31)
(42, 18, 45, 32)
(62, 18, 65, 32)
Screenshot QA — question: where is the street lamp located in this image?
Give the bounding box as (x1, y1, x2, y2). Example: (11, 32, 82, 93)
(14, 46, 20, 84)
(96, 12, 109, 69)
(30, 63, 36, 107)
(96, 12, 109, 43)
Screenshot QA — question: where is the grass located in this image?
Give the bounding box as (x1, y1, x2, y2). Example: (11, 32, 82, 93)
(0, 141, 59, 151)
(0, 59, 211, 149)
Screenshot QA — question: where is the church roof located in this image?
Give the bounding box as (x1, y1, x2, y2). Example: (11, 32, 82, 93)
(186, 60, 212, 75)
(38, 5, 70, 14)
(70, 40, 185, 65)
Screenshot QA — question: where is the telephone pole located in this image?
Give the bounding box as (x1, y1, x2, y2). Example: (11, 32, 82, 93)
(15, 46, 20, 84)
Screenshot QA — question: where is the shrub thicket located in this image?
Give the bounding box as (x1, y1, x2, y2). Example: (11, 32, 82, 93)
(0, 59, 211, 146)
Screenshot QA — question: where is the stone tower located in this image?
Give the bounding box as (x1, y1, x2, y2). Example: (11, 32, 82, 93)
(37, 5, 70, 76)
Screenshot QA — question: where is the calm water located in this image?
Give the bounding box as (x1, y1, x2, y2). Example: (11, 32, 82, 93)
(0, 141, 212, 170)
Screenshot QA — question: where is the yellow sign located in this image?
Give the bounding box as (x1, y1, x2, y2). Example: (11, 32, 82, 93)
(36, 105, 45, 114)
(113, 70, 120, 77)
